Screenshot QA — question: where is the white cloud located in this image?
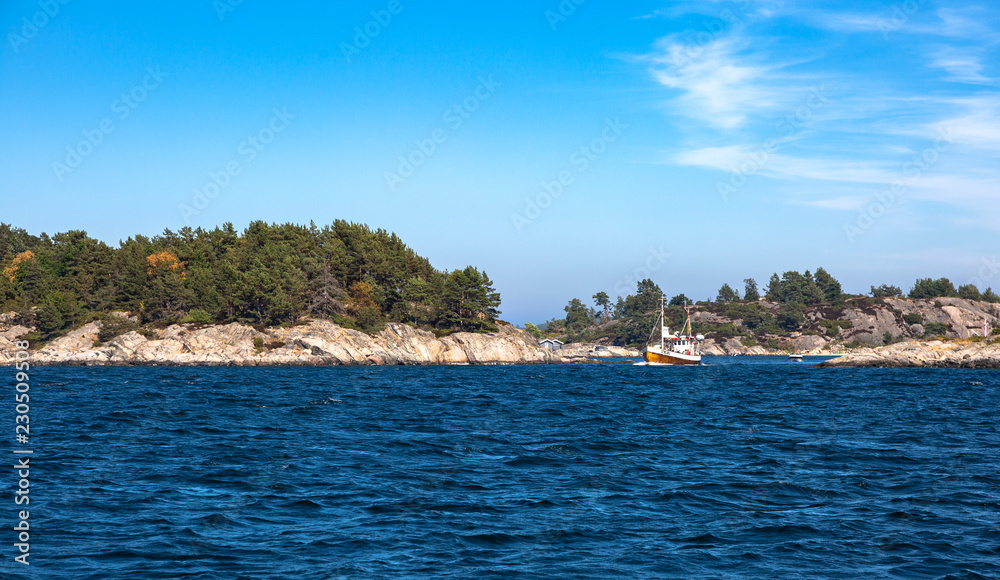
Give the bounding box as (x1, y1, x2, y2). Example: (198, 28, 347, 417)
(646, 36, 783, 128)
(642, 1, 1000, 231)
(929, 47, 994, 85)
(674, 145, 754, 169)
(929, 97, 1000, 149)
(807, 196, 868, 211)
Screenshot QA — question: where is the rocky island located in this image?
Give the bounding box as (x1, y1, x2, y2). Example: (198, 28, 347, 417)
(0, 316, 563, 366)
(818, 340, 1000, 368)
(2, 222, 999, 368)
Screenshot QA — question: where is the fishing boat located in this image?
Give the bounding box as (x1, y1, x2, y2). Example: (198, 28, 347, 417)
(642, 297, 704, 365)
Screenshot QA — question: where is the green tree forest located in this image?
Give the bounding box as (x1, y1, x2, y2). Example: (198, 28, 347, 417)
(542, 268, 999, 348)
(0, 221, 501, 337)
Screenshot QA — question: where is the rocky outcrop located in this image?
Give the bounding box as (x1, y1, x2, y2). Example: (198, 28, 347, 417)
(700, 338, 768, 356)
(839, 297, 998, 343)
(550, 343, 639, 361)
(0, 318, 562, 366)
(818, 340, 1000, 368)
(696, 297, 1000, 353)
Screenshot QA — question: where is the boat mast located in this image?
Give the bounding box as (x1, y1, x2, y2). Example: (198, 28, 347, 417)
(660, 296, 665, 350)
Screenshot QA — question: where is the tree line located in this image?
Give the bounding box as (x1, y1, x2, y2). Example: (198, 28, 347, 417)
(0, 221, 501, 338)
(536, 268, 1000, 346)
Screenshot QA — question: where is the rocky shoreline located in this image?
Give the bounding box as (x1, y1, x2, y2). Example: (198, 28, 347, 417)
(0, 318, 564, 366)
(818, 340, 1000, 368)
(3, 314, 999, 368)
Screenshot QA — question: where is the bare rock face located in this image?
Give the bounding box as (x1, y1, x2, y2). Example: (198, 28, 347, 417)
(11, 319, 561, 366)
(551, 343, 640, 360)
(790, 335, 826, 352)
(819, 340, 1000, 368)
(34, 322, 103, 364)
(0, 325, 31, 341)
(700, 338, 768, 356)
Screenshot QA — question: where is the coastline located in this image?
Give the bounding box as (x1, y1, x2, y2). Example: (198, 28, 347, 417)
(817, 339, 1000, 369)
(0, 318, 563, 367)
(4, 315, 999, 368)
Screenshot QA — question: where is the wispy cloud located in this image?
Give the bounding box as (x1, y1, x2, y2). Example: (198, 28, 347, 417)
(929, 46, 994, 85)
(645, 36, 798, 129)
(642, 0, 1000, 234)
(929, 97, 1000, 149)
(806, 196, 868, 211)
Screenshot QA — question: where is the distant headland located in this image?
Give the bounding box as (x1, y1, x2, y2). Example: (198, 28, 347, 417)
(2, 222, 998, 367)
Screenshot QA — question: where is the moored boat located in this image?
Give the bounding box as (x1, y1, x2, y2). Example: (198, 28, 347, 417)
(642, 297, 704, 365)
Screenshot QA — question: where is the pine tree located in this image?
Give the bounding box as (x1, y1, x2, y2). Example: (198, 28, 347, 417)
(765, 273, 782, 301)
(716, 283, 740, 303)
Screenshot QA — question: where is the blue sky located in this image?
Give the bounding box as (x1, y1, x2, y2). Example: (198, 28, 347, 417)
(2, 0, 999, 324)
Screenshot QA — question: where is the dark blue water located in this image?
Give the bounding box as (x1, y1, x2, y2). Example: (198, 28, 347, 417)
(4, 358, 1000, 578)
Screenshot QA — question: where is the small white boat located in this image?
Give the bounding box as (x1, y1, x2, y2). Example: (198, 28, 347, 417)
(788, 353, 804, 361)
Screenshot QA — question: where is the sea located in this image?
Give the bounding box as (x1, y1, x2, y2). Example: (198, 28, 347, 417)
(5, 357, 1000, 579)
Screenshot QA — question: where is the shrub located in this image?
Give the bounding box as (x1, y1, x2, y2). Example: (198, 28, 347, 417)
(355, 305, 386, 335)
(723, 303, 762, 325)
(923, 322, 949, 337)
(776, 303, 805, 331)
(709, 322, 742, 337)
(766, 338, 780, 350)
(253, 336, 264, 349)
(826, 325, 840, 337)
(180, 308, 213, 324)
(903, 313, 923, 325)
(958, 284, 981, 301)
(910, 278, 958, 299)
(993, 327, 1000, 336)
(97, 316, 139, 343)
(740, 336, 758, 347)
(871, 284, 903, 298)
(883, 331, 894, 345)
